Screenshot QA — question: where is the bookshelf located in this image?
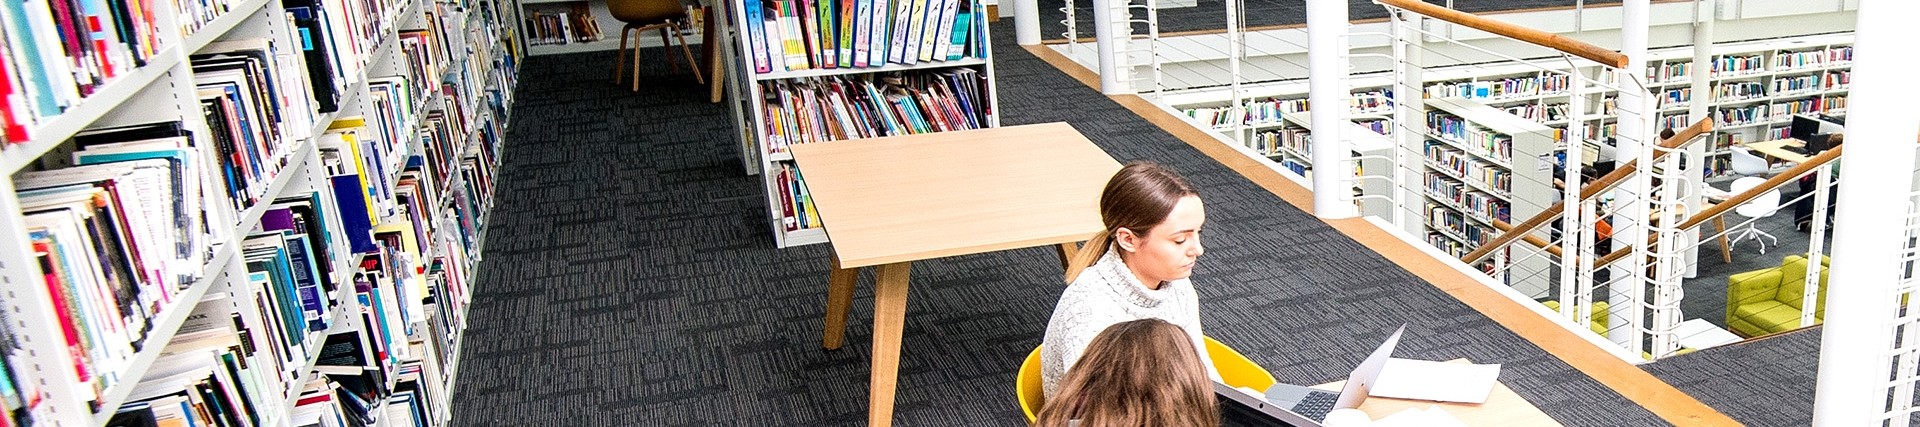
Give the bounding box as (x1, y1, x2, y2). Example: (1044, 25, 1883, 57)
(0, 0, 521, 423)
(1423, 97, 1557, 297)
(718, 0, 999, 247)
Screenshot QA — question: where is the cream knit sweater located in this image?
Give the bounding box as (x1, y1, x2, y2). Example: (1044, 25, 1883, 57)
(1039, 247, 1220, 397)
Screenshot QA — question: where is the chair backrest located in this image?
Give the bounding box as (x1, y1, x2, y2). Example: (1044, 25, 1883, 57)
(1731, 147, 1770, 176)
(607, 0, 685, 23)
(1730, 176, 1781, 218)
(1205, 336, 1278, 391)
(1775, 255, 1832, 320)
(1017, 346, 1044, 422)
(1017, 337, 1277, 423)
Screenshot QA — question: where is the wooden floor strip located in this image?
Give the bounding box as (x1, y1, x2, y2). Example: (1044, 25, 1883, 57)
(1022, 43, 1742, 427)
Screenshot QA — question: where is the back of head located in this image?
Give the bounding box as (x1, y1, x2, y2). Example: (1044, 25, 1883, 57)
(1063, 161, 1199, 283)
(1033, 319, 1220, 427)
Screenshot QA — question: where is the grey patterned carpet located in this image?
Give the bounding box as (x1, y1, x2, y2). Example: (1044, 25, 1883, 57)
(446, 20, 1814, 427)
(1643, 326, 1820, 426)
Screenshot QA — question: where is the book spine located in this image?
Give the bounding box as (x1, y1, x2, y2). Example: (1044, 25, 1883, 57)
(850, 0, 869, 68)
(745, 0, 772, 73)
(836, 0, 853, 68)
(899, 0, 928, 64)
(923, 0, 955, 62)
(886, 0, 912, 63)
(867, 0, 888, 66)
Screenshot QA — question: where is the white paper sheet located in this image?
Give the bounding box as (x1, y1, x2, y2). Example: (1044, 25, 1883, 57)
(1369, 358, 1501, 403)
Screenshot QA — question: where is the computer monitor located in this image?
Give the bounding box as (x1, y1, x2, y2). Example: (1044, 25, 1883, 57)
(1790, 115, 1824, 141)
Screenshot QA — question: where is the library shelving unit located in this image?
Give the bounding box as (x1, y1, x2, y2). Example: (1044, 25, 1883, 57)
(717, 0, 1000, 247)
(0, 0, 521, 423)
(1422, 97, 1557, 296)
(1639, 33, 1852, 173)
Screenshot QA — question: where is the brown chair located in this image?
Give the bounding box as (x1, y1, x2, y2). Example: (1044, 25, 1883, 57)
(610, 0, 702, 91)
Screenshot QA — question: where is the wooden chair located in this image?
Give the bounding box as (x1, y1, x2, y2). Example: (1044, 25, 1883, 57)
(610, 0, 702, 91)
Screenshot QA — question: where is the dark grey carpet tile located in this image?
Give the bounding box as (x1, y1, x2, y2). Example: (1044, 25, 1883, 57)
(1038, 0, 1622, 41)
(1643, 327, 1820, 427)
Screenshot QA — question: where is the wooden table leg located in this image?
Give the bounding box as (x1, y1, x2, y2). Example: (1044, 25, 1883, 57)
(823, 260, 860, 350)
(1054, 242, 1080, 269)
(869, 261, 912, 427)
(702, 5, 723, 103)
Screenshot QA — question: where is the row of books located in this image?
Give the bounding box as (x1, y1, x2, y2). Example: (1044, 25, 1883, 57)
(1424, 74, 1570, 102)
(1657, 87, 1690, 110)
(1715, 104, 1768, 127)
(757, 68, 989, 153)
(1426, 203, 1494, 248)
(1428, 112, 1514, 164)
(1180, 89, 1392, 131)
(1424, 141, 1512, 198)
(1502, 102, 1568, 124)
(743, 0, 986, 73)
(1425, 172, 1510, 224)
(1713, 81, 1766, 102)
(522, 5, 604, 46)
(1770, 47, 1851, 71)
(0, 0, 192, 141)
(1768, 96, 1846, 123)
(1710, 54, 1765, 77)
(1251, 128, 1309, 159)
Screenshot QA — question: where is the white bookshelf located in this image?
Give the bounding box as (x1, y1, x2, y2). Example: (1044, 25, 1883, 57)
(0, 0, 521, 423)
(718, 0, 999, 248)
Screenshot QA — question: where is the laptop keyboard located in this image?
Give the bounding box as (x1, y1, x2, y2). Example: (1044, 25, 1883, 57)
(1290, 390, 1340, 421)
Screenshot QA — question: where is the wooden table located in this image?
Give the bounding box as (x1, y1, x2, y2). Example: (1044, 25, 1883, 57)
(1743, 138, 1810, 164)
(789, 122, 1123, 427)
(1313, 359, 1563, 426)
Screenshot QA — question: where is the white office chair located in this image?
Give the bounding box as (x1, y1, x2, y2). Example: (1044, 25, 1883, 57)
(1726, 176, 1782, 253)
(1730, 147, 1771, 176)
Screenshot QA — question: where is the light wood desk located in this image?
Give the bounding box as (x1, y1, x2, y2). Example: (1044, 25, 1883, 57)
(789, 122, 1123, 427)
(1313, 359, 1563, 426)
(1742, 138, 1810, 164)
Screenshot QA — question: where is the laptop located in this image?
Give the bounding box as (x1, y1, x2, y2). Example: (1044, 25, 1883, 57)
(1215, 325, 1407, 427)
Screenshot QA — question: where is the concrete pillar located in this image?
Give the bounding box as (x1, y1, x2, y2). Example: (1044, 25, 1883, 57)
(1811, 1, 1920, 424)
(1307, 0, 1354, 218)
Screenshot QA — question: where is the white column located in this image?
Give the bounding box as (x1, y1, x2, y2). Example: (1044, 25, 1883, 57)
(1091, 0, 1131, 94)
(1683, 0, 1714, 279)
(1306, 0, 1353, 218)
(1811, 1, 1920, 424)
(1015, 0, 1041, 45)
(1606, 0, 1650, 353)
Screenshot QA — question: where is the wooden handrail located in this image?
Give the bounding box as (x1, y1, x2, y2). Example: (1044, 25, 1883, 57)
(1592, 145, 1847, 268)
(1462, 118, 1714, 264)
(1374, 0, 1630, 69)
(1493, 219, 1563, 258)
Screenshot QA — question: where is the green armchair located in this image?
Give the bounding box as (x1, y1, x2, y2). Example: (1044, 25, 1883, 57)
(1542, 300, 1609, 335)
(1727, 255, 1830, 337)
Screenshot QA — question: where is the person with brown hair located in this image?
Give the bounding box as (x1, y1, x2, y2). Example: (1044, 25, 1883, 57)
(1040, 161, 1220, 397)
(1034, 319, 1220, 427)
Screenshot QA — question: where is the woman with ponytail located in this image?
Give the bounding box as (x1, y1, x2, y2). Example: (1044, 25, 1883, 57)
(1040, 161, 1220, 397)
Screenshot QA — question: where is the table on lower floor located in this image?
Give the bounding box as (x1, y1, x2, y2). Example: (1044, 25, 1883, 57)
(789, 123, 1123, 427)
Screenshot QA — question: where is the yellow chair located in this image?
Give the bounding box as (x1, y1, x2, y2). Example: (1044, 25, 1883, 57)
(609, 0, 702, 91)
(1015, 336, 1275, 422)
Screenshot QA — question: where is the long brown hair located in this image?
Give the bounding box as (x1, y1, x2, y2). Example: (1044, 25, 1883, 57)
(1063, 161, 1199, 283)
(1032, 319, 1219, 427)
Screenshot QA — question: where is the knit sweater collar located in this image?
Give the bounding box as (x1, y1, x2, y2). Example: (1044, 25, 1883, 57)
(1089, 246, 1183, 308)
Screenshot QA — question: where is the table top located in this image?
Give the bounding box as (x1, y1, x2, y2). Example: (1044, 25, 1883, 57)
(789, 123, 1123, 268)
(1743, 138, 1810, 164)
(1314, 359, 1563, 426)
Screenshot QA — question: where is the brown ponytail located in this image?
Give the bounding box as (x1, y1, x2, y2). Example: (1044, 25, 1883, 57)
(1062, 161, 1199, 283)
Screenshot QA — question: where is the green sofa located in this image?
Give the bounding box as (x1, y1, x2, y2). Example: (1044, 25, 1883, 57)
(1727, 255, 1830, 337)
(1542, 300, 1609, 335)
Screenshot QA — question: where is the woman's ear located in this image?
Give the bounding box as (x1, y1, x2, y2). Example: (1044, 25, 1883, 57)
(1114, 227, 1139, 252)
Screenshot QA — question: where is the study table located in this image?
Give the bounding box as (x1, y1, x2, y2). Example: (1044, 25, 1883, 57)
(789, 122, 1123, 427)
(1742, 138, 1811, 164)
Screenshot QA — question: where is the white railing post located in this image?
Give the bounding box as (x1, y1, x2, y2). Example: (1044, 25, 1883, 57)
(1092, 0, 1132, 94)
(1811, 1, 1920, 424)
(1307, 0, 1354, 218)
